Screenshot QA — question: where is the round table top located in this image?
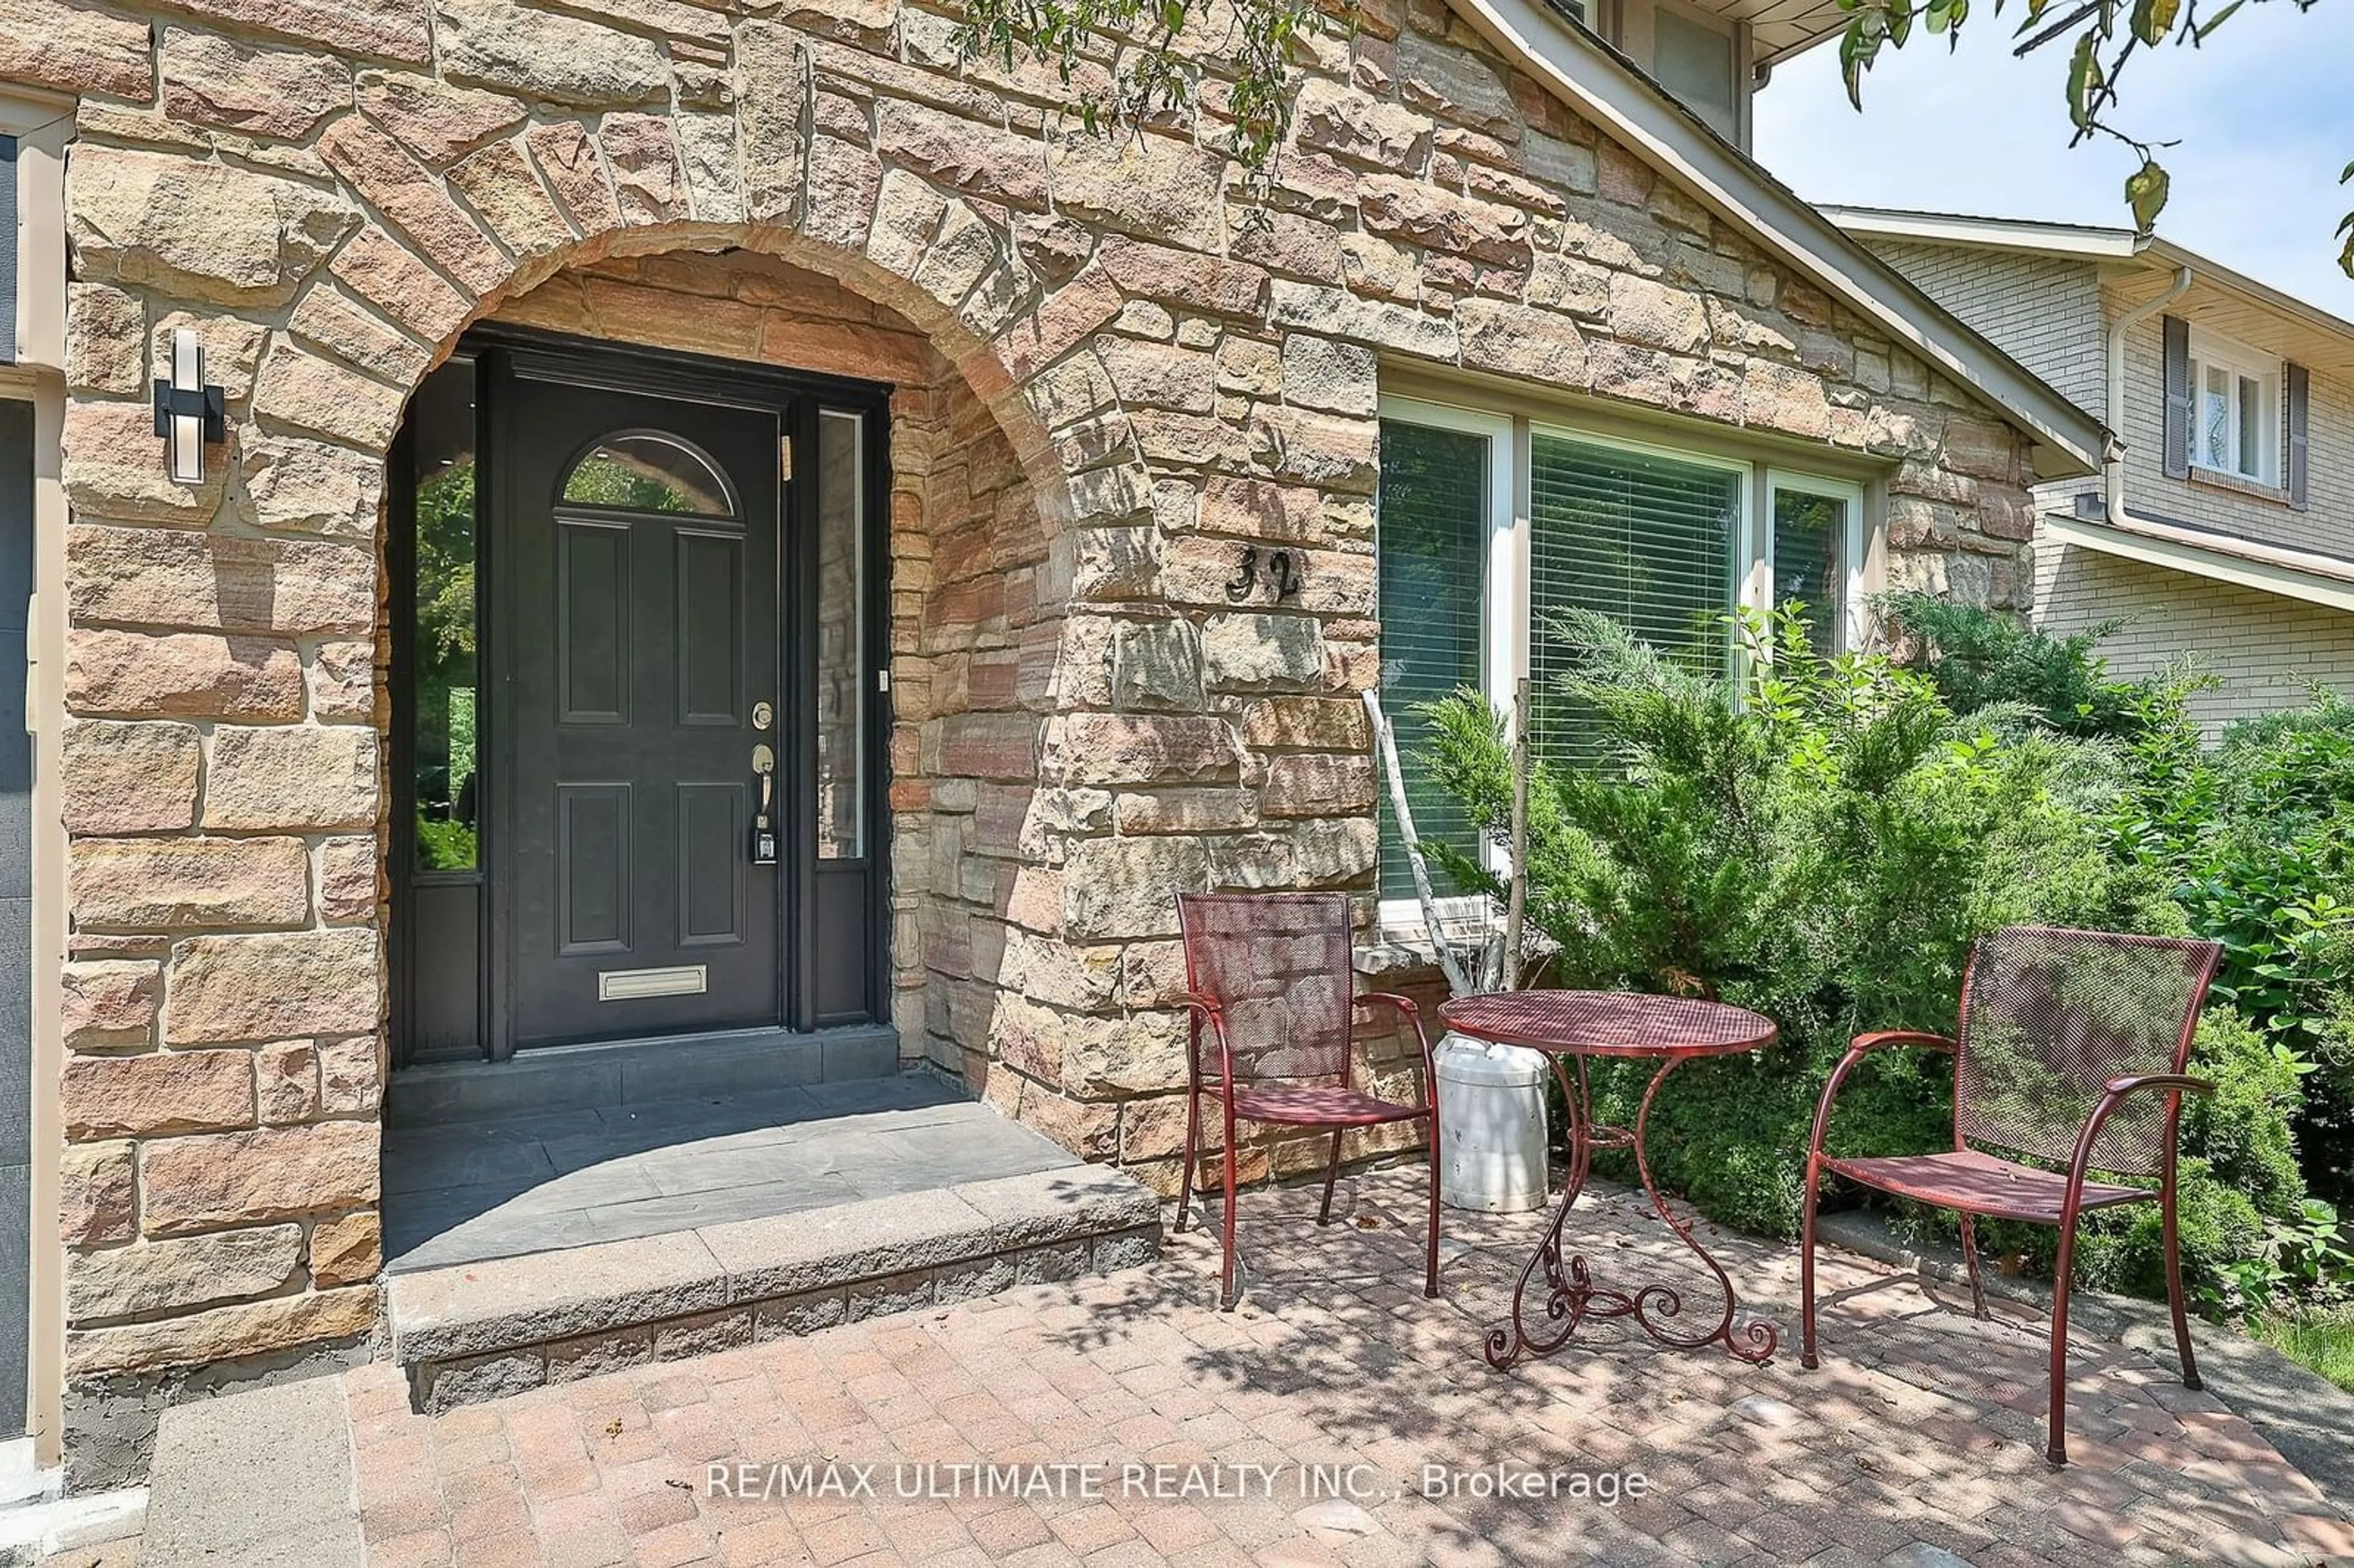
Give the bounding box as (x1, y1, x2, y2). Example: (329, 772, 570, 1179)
(1437, 989, 1778, 1059)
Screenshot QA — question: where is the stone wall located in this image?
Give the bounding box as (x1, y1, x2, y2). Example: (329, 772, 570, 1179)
(29, 0, 2043, 1400)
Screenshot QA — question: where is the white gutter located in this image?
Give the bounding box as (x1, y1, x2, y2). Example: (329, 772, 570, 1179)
(2105, 264, 2193, 526)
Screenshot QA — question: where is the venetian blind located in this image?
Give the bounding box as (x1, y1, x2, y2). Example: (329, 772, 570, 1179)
(1771, 488, 1845, 654)
(1529, 433, 1740, 764)
(1376, 420, 1489, 900)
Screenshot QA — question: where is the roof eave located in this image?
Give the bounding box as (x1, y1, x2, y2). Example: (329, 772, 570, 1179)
(1441, 0, 2108, 478)
(2046, 511, 2354, 614)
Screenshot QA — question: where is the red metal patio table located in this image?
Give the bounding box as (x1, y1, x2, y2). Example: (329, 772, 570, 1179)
(1438, 990, 1781, 1369)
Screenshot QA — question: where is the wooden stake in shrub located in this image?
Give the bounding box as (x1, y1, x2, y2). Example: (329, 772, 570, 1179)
(1502, 677, 1530, 992)
(1364, 688, 1473, 997)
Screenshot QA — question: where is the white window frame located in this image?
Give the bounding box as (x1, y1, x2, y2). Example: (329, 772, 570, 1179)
(2187, 327, 2281, 487)
(1374, 397, 1864, 926)
(1375, 396, 1515, 927)
(1764, 470, 1868, 651)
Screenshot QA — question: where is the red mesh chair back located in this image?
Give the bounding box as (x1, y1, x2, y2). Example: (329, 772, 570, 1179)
(1176, 892, 1355, 1085)
(1955, 926, 2222, 1176)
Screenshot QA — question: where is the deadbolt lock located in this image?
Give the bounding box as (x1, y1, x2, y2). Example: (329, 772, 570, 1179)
(752, 700, 774, 731)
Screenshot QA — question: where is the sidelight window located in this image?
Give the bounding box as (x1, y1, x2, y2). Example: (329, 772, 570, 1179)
(408, 357, 480, 874)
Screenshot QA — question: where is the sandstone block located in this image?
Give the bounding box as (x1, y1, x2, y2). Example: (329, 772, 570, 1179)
(436, 0, 668, 107)
(1046, 133, 1222, 251)
(68, 1224, 304, 1324)
(1262, 753, 1375, 817)
(67, 147, 360, 308)
(257, 1040, 321, 1125)
(63, 1048, 256, 1140)
(1278, 335, 1377, 416)
(1457, 297, 1589, 386)
(1358, 175, 1527, 265)
(600, 113, 686, 224)
(61, 1141, 137, 1246)
(59, 719, 200, 834)
(67, 1284, 376, 1377)
(140, 1120, 380, 1236)
(1293, 79, 1431, 170)
(0, 0, 153, 99)
(64, 283, 144, 396)
(1202, 613, 1325, 693)
(1107, 619, 1205, 711)
(321, 1035, 384, 1114)
(252, 339, 408, 449)
(70, 836, 311, 931)
(67, 630, 305, 721)
(330, 227, 473, 345)
(161, 29, 352, 142)
(204, 725, 378, 831)
(1060, 835, 1208, 940)
(307, 641, 378, 723)
(356, 69, 526, 167)
(1607, 272, 1708, 356)
(68, 523, 375, 638)
(60, 959, 162, 1053)
(739, 21, 811, 223)
(163, 929, 381, 1045)
(525, 120, 622, 235)
(1241, 696, 1369, 753)
(239, 432, 390, 541)
(1040, 714, 1241, 787)
(309, 1209, 381, 1287)
(875, 99, 1047, 212)
(288, 286, 430, 387)
(448, 138, 575, 262)
(318, 837, 379, 924)
(1395, 31, 1520, 139)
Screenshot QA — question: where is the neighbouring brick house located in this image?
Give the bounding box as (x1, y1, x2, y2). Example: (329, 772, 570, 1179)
(0, 0, 2109, 1488)
(1832, 207, 2354, 733)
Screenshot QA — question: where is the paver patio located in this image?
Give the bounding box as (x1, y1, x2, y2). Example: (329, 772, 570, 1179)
(79, 1165, 2354, 1568)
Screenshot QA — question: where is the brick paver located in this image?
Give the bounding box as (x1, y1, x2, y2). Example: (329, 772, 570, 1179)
(332, 1171, 2351, 1567)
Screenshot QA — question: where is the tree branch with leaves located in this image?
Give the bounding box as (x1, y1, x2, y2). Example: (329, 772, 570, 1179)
(1838, 0, 2342, 274)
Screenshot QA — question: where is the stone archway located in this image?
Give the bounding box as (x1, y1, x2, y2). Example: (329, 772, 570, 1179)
(53, 58, 1165, 1411)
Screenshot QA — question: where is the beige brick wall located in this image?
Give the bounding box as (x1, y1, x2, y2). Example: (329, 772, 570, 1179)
(2032, 542, 2354, 734)
(33, 0, 2045, 1385)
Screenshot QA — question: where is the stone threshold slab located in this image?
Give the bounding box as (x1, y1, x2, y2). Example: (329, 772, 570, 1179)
(386, 1164, 1161, 1412)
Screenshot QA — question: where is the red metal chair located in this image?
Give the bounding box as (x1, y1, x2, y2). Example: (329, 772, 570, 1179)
(1173, 892, 1442, 1311)
(1800, 925, 2223, 1464)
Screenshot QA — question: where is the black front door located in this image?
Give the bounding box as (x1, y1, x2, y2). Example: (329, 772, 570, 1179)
(501, 373, 782, 1047)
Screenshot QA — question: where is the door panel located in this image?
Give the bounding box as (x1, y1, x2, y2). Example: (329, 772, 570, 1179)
(501, 370, 782, 1047)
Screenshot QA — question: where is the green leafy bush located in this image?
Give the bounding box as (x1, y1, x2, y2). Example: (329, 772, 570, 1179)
(1416, 608, 2199, 1246)
(1879, 590, 2174, 739)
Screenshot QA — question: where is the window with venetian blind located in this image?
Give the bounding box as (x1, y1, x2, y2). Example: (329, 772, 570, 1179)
(1373, 400, 1866, 903)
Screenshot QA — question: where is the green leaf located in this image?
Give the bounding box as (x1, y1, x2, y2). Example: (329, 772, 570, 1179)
(1884, 0, 1913, 43)
(2066, 31, 2102, 129)
(2131, 0, 2179, 43)
(1840, 19, 1885, 109)
(2126, 158, 2170, 232)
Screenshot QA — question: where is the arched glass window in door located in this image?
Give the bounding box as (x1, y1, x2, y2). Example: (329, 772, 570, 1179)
(560, 430, 737, 517)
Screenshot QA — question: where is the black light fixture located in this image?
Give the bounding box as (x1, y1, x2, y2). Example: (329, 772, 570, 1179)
(152, 327, 224, 484)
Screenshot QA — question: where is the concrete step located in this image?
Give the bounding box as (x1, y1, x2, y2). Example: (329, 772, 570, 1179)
(386, 1163, 1162, 1412)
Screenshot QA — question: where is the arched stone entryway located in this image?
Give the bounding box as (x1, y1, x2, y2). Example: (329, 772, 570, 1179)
(55, 72, 1172, 1417)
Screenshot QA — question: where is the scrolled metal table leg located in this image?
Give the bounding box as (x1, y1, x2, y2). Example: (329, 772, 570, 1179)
(1625, 1054, 1779, 1363)
(1484, 1054, 1593, 1369)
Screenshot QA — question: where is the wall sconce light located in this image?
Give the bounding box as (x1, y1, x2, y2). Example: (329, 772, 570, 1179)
(152, 327, 224, 485)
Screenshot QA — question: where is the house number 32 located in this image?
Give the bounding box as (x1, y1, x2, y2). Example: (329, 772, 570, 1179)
(1224, 546, 1303, 604)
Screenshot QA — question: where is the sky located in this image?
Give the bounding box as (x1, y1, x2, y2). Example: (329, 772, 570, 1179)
(1752, 6, 2354, 316)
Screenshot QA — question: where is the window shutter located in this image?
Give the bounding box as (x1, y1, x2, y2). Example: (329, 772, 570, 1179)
(1528, 433, 1740, 766)
(1375, 420, 1489, 900)
(2160, 314, 2191, 481)
(2287, 360, 2311, 510)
